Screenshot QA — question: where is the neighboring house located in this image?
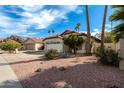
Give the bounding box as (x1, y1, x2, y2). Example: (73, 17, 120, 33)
(0, 39, 19, 44)
(24, 38, 44, 51)
(0, 39, 4, 43)
(6, 35, 26, 45)
(43, 30, 101, 53)
(0, 39, 4, 47)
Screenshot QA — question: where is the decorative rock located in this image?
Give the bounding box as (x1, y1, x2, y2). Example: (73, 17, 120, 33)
(52, 81, 72, 88)
(35, 68, 42, 72)
(40, 62, 43, 64)
(58, 67, 66, 71)
(107, 85, 119, 88)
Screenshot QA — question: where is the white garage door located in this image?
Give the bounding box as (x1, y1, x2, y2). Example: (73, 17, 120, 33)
(46, 44, 63, 52)
(25, 44, 34, 50)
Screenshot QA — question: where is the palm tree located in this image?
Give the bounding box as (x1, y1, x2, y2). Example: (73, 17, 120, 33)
(51, 29, 55, 34)
(48, 29, 55, 36)
(85, 5, 91, 54)
(48, 30, 51, 36)
(110, 5, 124, 43)
(101, 5, 108, 48)
(75, 23, 81, 32)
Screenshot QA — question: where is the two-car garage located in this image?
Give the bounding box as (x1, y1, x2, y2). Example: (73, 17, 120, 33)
(44, 36, 63, 52)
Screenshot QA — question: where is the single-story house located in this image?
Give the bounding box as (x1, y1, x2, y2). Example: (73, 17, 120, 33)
(43, 30, 101, 53)
(24, 38, 44, 51)
(0, 39, 4, 43)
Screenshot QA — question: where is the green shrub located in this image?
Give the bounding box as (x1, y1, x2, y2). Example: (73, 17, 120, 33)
(96, 47, 121, 66)
(0, 41, 22, 53)
(45, 49, 59, 59)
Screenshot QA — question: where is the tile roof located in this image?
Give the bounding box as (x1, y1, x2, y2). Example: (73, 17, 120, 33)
(43, 35, 63, 41)
(60, 30, 76, 36)
(25, 38, 43, 43)
(43, 30, 101, 42)
(31, 38, 43, 43)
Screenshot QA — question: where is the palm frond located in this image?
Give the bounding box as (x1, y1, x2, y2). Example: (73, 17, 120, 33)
(112, 23, 124, 34)
(111, 5, 124, 8)
(110, 9, 124, 21)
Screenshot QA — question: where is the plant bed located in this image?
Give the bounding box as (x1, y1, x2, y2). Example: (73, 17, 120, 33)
(9, 55, 124, 88)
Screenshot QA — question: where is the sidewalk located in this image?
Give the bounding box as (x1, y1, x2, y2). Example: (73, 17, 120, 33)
(0, 55, 22, 88)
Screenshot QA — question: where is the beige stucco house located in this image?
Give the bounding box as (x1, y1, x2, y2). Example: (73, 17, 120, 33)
(24, 38, 44, 51)
(43, 30, 101, 53)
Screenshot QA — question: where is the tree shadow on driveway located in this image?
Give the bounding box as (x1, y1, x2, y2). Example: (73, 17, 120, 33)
(0, 80, 22, 88)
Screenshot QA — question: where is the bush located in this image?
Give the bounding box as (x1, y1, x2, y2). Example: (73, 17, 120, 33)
(45, 49, 59, 59)
(0, 41, 22, 53)
(96, 47, 121, 66)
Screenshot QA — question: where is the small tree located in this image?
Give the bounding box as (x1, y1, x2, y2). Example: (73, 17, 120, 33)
(64, 34, 84, 54)
(0, 41, 22, 53)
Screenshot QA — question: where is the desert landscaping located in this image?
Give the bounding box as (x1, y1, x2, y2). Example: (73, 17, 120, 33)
(0, 52, 124, 88)
(0, 5, 124, 88)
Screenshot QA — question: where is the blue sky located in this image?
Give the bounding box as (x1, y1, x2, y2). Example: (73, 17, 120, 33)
(0, 5, 114, 38)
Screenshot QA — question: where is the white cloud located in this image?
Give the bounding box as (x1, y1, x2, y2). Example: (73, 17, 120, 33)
(18, 5, 44, 12)
(105, 28, 111, 32)
(80, 30, 87, 33)
(20, 5, 83, 29)
(91, 25, 112, 36)
(76, 9, 83, 14)
(91, 28, 101, 36)
(20, 32, 39, 37)
(105, 23, 111, 28)
(0, 5, 84, 37)
(60, 5, 83, 14)
(22, 9, 67, 29)
(93, 28, 99, 32)
(0, 13, 27, 34)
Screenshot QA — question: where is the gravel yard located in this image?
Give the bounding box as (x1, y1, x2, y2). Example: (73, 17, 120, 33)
(10, 56, 124, 88)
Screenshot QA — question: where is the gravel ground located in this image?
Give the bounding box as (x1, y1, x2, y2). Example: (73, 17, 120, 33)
(10, 56, 124, 88)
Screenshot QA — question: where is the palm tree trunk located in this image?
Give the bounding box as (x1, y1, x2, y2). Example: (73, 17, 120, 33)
(101, 5, 108, 48)
(85, 5, 91, 54)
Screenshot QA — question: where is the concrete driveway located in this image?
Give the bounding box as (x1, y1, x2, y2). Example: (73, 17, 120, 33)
(0, 51, 44, 88)
(0, 55, 22, 88)
(0, 51, 44, 64)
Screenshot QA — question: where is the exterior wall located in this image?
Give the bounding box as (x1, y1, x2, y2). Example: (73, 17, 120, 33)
(24, 39, 42, 51)
(104, 43, 116, 50)
(118, 39, 124, 70)
(24, 43, 42, 51)
(77, 36, 100, 54)
(44, 38, 63, 52)
(115, 41, 120, 53)
(35, 43, 42, 51)
(77, 43, 86, 53)
(63, 44, 69, 53)
(93, 43, 116, 52)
